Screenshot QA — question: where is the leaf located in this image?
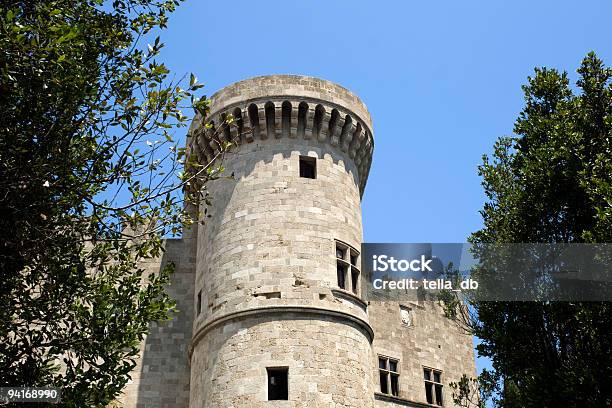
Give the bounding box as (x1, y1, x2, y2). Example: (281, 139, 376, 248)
(1, 0, 206, 404)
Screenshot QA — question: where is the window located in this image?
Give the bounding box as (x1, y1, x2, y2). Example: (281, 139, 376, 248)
(336, 247, 346, 260)
(337, 263, 347, 290)
(335, 241, 360, 295)
(267, 367, 288, 400)
(379, 356, 399, 397)
(351, 268, 359, 294)
(197, 290, 202, 315)
(424, 367, 443, 406)
(299, 155, 316, 179)
(349, 248, 359, 295)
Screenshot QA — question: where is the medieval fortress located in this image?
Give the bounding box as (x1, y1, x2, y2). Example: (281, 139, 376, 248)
(118, 75, 475, 407)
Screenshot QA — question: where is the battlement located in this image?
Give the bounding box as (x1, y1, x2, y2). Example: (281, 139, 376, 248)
(188, 75, 374, 196)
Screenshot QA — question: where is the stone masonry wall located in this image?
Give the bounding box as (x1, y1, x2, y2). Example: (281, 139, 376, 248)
(191, 136, 375, 407)
(190, 314, 374, 407)
(116, 237, 195, 408)
(370, 300, 477, 407)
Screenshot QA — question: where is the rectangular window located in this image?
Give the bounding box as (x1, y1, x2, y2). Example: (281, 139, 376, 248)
(379, 356, 399, 397)
(197, 290, 202, 315)
(351, 269, 359, 295)
(349, 249, 359, 295)
(267, 367, 288, 400)
(424, 368, 443, 406)
(391, 371, 399, 397)
(335, 241, 360, 295)
(336, 247, 346, 260)
(299, 155, 316, 179)
(337, 263, 347, 290)
(379, 372, 388, 394)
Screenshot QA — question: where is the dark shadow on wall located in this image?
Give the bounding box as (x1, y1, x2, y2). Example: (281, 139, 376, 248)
(133, 238, 195, 408)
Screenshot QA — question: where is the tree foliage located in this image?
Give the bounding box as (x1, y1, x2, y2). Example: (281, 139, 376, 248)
(449, 53, 612, 407)
(0, 1, 231, 406)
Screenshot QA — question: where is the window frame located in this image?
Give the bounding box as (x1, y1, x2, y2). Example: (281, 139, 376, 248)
(423, 367, 444, 406)
(378, 355, 400, 397)
(335, 240, 360, 296)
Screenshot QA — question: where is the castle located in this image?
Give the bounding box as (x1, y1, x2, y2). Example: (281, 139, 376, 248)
(117, 75, 476, 407)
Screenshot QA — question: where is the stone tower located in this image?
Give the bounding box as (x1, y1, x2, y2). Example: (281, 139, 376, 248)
(118, 75, 476, 408)
(188, 75, 375, 407)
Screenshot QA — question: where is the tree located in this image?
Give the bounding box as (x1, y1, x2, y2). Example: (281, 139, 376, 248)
(448, 52, 612, 407)
(0, 1, 232, 406)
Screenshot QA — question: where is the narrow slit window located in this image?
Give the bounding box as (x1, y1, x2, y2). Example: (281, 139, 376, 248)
(197, 290, 202, 315)
(267, 367, 288, 400)
(299, 156, 316, 179)
(351, 269, 359, 295)
(350, 249, 360, 295)
(337, 263, 347, 290)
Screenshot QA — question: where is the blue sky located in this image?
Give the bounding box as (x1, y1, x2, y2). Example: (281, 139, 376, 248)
(160, 0, 612, 243)
(157, 0, 611, 386)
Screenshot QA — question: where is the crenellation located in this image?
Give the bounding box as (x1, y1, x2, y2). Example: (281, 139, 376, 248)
(257, 104, 267, 140)
(274, 102, 283, 138)
(349, 123, 365, 159)
(289, 104, 299, 138)
(191, 80, 374, 197)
